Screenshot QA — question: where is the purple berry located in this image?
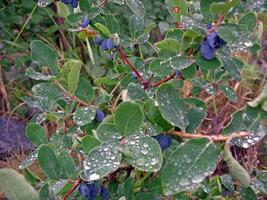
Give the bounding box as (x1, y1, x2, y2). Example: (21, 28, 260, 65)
(62, 0, 72, 4)
(101, 40, 108, 50)
(206, 24, 212, 30)
(100, 186, 110, 200)
(106, 38, 115, 50)
(95, 36, 104, 45)
(207, 32, 227, 49)
(71, 0, 78, 8)
(90, 183, 101, 197)
(155, 134, 172, 150)
(175, 70, 182, 79)
(96, 109, 105, 122)
(80, 18, 90, 28)
(200, 40, 216, 60)
(131, 72, 137, 79)
(79, 183, 90, 198)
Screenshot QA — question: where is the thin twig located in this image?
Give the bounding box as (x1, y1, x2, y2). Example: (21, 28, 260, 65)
(167, 130, 250, 142)
(150, 71, 177, 87)
(98, 0, 108, 7)
(63, 177, 81, 200)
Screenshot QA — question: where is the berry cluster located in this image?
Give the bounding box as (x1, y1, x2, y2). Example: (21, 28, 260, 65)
(155, 134, 172, 150)
(95, 109, 105, 122)
(61, 0, 78, 8)
(200, 29, 226, 60)
(95, 36, 115, 51)
(79, 183, 109, 200)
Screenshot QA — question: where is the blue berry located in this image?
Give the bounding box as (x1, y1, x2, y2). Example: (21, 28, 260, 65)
(80, 18, 90, 28)
(71, 0, 78, 8)
(100, 186, 110, 200)
(96, 109, 105, 122)
(155, 134, 172, 150)
(62, 0, 72, 4)
(206, 24, 212, 30)
(175, 70, 182, 79)
(79, 183, 90, 198)
(200, 40, 216, 60)
(106, 38, 115, 50)
(95, 36, 104, 45)
(131, 72, 137, 79)
(101, 40, 108, 50)
(90, 183, 101, 197)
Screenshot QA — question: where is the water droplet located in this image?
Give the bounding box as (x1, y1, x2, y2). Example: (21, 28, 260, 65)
(89, 173, 100, 181)
(242, 142, 250, 148)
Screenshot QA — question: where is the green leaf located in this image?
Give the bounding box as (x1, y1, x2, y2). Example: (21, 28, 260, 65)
(38, 145, 61, 180)
(221, 174, 234, 192)
(37, 0, 53, 7)
(73, 107, 96, 126)
(221, 57, 241, 81)
(239, 187, 257, 200)
(200, 0, 216, 22)
(195, 56, 222, 70)
(105, 15, 120, 33)
(81, 135, 101, 153)
(210, 0, 240, 14)
(79, 0, 92, 13)
(123, 177, 134, 200)
(22, 96, 58, 112)
(26, 123, 48, 146)
(95, 23, 112, 37)
(239, 12, 257, 31)
(172, 0, 188, 21)
(125, 0, 145, 17)
(96, 123, 122, 142)
(0, 168, 39, 200)
(155, 38, 179, 53)
(81, 143, 122, 181)
(31, 82, 63, 101)
(57, 150, 76, 179)
(129, 14, 144, 38)
(30, 40, 58, 75)
(39, 183, 57, 200)
(75, 78, 94, 103)
(161, 138, 220, 195)
(165, 28, 184, 41)
(157, 83, 188, 130)
(67, 13, 87, 24)
(185, 98, 207, 133)
(20, 151, 38, 169)
(26, 67, 53, 80)
(94, 77, 118, 86)
(115, 101, 144, 135)
(122, 134, 163, 172)
(219, 84, 237, 103)
(65, 60, 82, 94)
(127, 83, 148, 101)
(160, 55, 194, 70)
(56, 1, 69, 18)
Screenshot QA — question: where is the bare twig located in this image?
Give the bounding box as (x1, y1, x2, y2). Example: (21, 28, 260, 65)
(63, 177, 81, 200)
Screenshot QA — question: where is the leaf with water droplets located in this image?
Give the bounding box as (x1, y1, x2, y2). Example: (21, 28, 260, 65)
(96, 123, 122, 142)
(195, 56, 222, 70)
(221, 174, 234, 192)
(239, 187, 257, 200)
(129, 14, 144, 39)
(37, 0, 53, 7)
(80, 143, 122, 181)
(31, 82, 64, 101)
(39, 183, 57, 200)
(210, 0, 240, 14)
(121, 134, 163, 172)
(127, 82, 148, 101)
(30, 40, 58, 75)
(73, 107, 96, 126)
(0, 169, 39, 200)
(221, 57, 242, 81)
(125, 0, 145, 17)
(157, 83, 189, 130)
(161, 138, 220, 195)
(115, 101, 144, 135)
(20, 150, 38, 169)
(26, 67, 53, 80)
(160, 55, 194, 71)
(239, 12, 257, 32)
(219, 84, 237, 103)
(57, 150, 76, 179)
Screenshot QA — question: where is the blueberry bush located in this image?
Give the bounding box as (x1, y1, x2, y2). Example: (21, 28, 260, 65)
(0, 0, 267, 199)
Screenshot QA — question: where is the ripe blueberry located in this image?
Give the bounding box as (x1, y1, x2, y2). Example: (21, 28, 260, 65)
(175, 70, 182, 79)
(96, 109, 105, 122)
(101, 40, 109, 50)
(95, 36, 104, 45)
(100, 186, 110, 200)
(200, 39, 216, 60)
(90, 183, 101, 197)
(62, 0, 72, 4)
(155, 134, 172, 150)
(131, 72, 137, 79)
(106, 38, 115, 50)
(79, 183, 90, 198)
(71, 0, 78, 8)
(80, 18, 90, 28)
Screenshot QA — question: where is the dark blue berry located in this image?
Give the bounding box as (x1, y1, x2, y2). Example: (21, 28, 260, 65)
(71, 0, 78, 8)
(79, 183, 91, 198)
(155, 134, 172, 150)
(207, 32, 227, 49)
(200, 40, 216, 60)
(106, 38, 115, 50)
(175, 70, 182, 79)
(90, 184, 101, 197)
(206, 24, 212, 30)
(80, 18, 90, 28)
(100, 186, 110, 200)
(95, 36, 104, 45)
(62, 0, 72, 4)
(96, 109, 105, 122)
(101, 40, 109, 50)
(131, 72, 137, 79)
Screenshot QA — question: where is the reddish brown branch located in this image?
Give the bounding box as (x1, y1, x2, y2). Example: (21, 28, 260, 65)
(150, 71, 177, 87)
(208, 15, 225, 34)
(98, 0, 108, 7)
(63, 177, 81, 200)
